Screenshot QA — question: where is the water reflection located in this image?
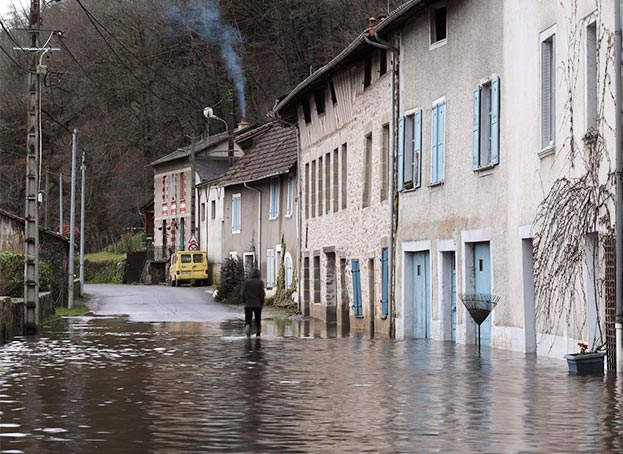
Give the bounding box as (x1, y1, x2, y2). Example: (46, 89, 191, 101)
(0, 316, 622, 453)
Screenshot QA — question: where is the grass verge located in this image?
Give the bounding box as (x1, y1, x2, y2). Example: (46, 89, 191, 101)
(55, 303, 91, 317)
(84, 251, 126, 263)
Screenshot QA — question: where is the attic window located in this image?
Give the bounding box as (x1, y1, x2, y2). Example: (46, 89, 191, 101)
(314, 87, 326, 115)
(379, 48, 387, 76)
(364, 54, 372, 88)
(430, 5, 447, 45)
(329, 80, 338, 105)
(302, 98, 312, 124)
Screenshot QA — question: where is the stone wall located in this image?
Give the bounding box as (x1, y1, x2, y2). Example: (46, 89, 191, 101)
(0, 292, 57, 345)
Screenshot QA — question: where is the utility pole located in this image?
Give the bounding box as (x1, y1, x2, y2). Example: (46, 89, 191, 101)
(79, 149, 86, 297)
(58, 172, 63, 234)
(190, 139, 196, 237)
(23, 0, 41, 335)
(67, 129, 78, 308)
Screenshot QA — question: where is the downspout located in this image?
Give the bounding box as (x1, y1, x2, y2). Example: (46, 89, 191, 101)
(244, 183, 262, 271)
(614, 0, 622, 374)
(365, 31, 397, 339)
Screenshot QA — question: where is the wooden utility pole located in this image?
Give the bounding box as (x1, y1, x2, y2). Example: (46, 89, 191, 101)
(23, 0, 41, 335)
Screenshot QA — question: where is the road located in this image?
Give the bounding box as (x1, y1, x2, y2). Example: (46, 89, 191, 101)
(84, 283, 240, 322)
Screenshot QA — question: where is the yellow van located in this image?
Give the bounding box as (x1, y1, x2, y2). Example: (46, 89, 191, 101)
(167, 251, 209, 287)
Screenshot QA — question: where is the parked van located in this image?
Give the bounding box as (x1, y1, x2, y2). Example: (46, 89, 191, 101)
(167, 251, 209, 286)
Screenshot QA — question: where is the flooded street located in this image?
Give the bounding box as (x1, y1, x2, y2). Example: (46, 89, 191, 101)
(1, 288, 623, 453)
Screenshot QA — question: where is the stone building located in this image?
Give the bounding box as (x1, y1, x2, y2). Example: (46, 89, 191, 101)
(274, 25, 393, 335)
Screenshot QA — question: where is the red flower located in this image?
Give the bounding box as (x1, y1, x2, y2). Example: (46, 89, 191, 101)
(578, 342, 588, 348)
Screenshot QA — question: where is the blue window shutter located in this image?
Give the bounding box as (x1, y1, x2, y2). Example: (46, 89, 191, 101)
(351, 259, 362, 317)
(473, 85, 481, 169)
(438, 102, 445, 181)
(414, 110, 422, 188)
(431, 105, 438, 182)
(490, 75, 500, 166)
(381, 249, 388, 317)
(398, 116, 405, 191)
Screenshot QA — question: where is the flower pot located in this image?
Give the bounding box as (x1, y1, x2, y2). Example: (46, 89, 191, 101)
(563, 351, 606, 375)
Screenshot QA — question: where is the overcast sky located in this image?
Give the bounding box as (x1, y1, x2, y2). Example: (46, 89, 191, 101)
(0, 0, 28, 18)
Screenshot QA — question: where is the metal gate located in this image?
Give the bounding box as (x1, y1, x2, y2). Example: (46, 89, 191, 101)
(604, 235, 616, 373)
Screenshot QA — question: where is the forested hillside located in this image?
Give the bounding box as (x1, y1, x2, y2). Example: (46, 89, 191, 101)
(0, 0, 403, 248)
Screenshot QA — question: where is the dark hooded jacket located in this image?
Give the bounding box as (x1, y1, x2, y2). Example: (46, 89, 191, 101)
(240, 268, 265, 308)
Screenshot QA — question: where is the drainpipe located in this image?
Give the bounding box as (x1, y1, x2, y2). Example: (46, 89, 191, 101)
(614, 0, 622, 374)
(365, 31, 397, 339)
(244, 183, 262, 271)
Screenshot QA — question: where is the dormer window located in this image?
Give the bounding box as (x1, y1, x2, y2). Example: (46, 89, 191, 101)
(314, 87, 326, 115)
(302, 98, 312, 124)
(364, 54, 372, 88)
(430, 5, 447, 46)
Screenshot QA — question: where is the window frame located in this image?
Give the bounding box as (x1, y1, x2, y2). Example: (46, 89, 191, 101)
(473, 75, 500, 171)
(429, 3, 448, 49)
(430, 98, 446, 185)
(540, 25, 557, 155)
(269, 178, 280, 220)
(231, 193, 241, 234)
(286, 178, 294, 218)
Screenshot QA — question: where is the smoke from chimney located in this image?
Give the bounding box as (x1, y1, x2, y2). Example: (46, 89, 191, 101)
(166, 1, 247, 118)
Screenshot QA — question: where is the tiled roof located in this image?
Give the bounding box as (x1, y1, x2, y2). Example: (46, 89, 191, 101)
(217, 122, 297, 187)
(147, 131, 230, 167)
(0, 208, 69, 242)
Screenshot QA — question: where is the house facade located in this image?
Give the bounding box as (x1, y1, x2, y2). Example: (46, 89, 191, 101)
(377, 0, 618, 358)
(149, 132, 243, 263)
(274, 29, 393, 335)
(217, 122, 298, 293)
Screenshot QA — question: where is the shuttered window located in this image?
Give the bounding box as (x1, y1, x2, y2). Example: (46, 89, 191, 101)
(431, 100, 445, 184)
(351, 259, 363, 318)
(541, 34, 556, 148)
(231, 194, 241, 234)
(473, 75, 500, 169)
(381, 249, 389, 317)
(267, 249, 275, 288)
(398, 110, 422, 191)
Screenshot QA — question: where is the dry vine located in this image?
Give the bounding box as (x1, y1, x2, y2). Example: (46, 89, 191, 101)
(533, 0, 615, 349)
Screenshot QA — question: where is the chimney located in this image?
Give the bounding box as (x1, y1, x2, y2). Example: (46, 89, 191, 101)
(237, 119, 250, 131)
(368, 16, 377, 38)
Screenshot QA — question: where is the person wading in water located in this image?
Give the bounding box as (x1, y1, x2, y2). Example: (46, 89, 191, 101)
(241, 268, 265, 337)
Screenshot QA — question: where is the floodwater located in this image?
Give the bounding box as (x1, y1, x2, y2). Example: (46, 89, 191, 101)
(0, 316, 622, 454)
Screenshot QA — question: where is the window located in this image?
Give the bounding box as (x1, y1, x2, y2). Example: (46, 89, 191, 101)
(181, 254, 192, 263)
(318, 156, 323, 217)
(473, 75, 500, 169)
(211, 200, 216, 220)
(311, 161, 316, 218)
(193, 254, 204, 263)
(286, 178, 294, 217)
(362, 133, 372, 208)
(364, 54, 372, 88)
(586, 21, 597, 133)
(379, 48, 387, 76)
(380, 124, 389, 200)
(341, 143, 348, 209)
(351, 259, 363, 317)
(162, 176, 168, 205)
(267, 249, 275, 288)
(284, 253, 293, 288)
(541, 31, 556, 149)
(305, 163, 310, 220)
(314, 87, 326, 115)
(381, 249, 389, 317)
(243, 252, 255, 272)
(313, 255, 321, 304)
(231, 193, 241, 233)
(200, 202, 206, 221)
(398, 110, 422, 191)
(329, 80, 338, 105)
(325, 152, 331, 214)
(302, 98, 312, 124)
(269, 178, 280, 220)
(169, 174, 176, 203)
(430, 5, 447, 45)
(431, 100, 445, 184)
(333, 148, 339, 212)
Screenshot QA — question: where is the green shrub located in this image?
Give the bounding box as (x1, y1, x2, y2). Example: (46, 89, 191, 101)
(215, 256, 245, 305)
(84, 259, 123, 284)
(266, 237, 297, 313)
(0, 251, 53, 297)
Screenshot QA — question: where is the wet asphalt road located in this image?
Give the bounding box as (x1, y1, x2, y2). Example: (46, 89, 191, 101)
(85, 284, 240, 322)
